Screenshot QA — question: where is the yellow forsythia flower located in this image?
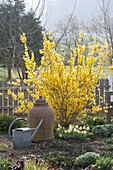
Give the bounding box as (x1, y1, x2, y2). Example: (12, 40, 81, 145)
(20, 33, 27, 43)
(18, 92, 24, 100)
(93, 43, 98, 51)
(7, 89, 12, 95)
(8, 32, 109, 127)
(39, 49, 44, 54)
(27, 102, 33, 109)
(104, 110, 108, 113)
(108, 65, 113, 70)
(92, 106, 102, 113)
(79, 31, 84, 38)
(31, 51, 35, 61)
(85, 36, 89, 41)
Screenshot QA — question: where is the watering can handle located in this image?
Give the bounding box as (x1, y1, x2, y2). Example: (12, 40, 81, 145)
(8, 117, 29, 142)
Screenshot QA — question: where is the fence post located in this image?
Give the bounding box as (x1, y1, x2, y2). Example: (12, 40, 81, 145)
(105, 76, 113, 123)
(105, 91, 113, 124)
(108, 76, 112, 91)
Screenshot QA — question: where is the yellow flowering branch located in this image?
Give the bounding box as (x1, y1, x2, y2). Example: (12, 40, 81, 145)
(8, 32, 109, 127)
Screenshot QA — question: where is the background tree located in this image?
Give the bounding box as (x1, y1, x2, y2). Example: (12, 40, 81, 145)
(53, 16, 81, 65)
(16, 11, 44, 79)
(85, 0, 113, 65)
(0, 0, 25, 80)
(0, 0, 44, 80)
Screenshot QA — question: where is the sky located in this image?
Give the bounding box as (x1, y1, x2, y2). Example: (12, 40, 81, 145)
(1, 0, 113, 31)
(25, 0, 102, 31)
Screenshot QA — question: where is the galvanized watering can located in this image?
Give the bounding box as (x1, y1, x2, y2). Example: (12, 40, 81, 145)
(8, 118, 43, 150)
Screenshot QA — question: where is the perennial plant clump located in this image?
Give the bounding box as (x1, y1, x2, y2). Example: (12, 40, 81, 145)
(92, 125, 110, 137)
(75, 152, 100, 168)
(8, 32, 109, 127)
(56, 124, 90, 140)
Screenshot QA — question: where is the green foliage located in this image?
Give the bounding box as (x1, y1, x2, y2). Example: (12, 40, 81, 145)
(85, 115, 107, 126)
(49, 139, 92, 159)
(0, 144, 7, 152)
(0, 114, 24, 133)
(55, 124, 91, 141)
(75, 152, 99, 168)
(49, 139, 67, 149)
(103, 124, 113, 136)
(105, 137, 113, 151)
(106, 137, 113, 145)
(0, 158, 11, 170)
(24, 159, 48, 170)
(92, 124, 113, 138)
(95, 157, 113, 170)
(44, 151, 75, 169)
(92, 125, 110, 137)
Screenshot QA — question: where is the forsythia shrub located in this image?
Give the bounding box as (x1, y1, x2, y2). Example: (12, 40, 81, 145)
(8, 32, 108, 127)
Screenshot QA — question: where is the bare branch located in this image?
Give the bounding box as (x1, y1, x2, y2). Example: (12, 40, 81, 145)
(55, 0, 77, 45)
(32, 0, 46, 20)
(38, 0, 45, 20)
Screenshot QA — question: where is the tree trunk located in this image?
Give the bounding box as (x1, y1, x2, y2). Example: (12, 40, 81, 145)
(7, 64, 12, 81)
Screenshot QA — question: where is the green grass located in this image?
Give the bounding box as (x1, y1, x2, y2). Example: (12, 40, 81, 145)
(0, 67, 20, 81)
(0, 67, 7, 81)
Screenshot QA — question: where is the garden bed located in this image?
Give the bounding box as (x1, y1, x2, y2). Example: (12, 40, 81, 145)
(0, 114, 113, 169)
(0, 134, 111, 169)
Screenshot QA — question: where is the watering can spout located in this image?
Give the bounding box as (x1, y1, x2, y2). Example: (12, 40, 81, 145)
(31, 119, 43, 141)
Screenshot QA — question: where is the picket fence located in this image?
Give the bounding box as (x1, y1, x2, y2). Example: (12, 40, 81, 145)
(0, 79, 112, 117)
(0, 81, 32, 115)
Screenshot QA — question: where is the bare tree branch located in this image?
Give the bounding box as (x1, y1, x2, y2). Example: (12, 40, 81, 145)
(32, 0, 45, 20)
(38, 0, 45, 20)
(55, 0, 77, 45)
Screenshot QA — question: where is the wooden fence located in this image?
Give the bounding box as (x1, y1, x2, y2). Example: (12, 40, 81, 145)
(0, 81, 32, 114)
(95, 79, 110, 106)
(0, 79, 112, 116)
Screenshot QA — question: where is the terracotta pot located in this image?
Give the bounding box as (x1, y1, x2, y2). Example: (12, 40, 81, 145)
(27, 97, 55, 142)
